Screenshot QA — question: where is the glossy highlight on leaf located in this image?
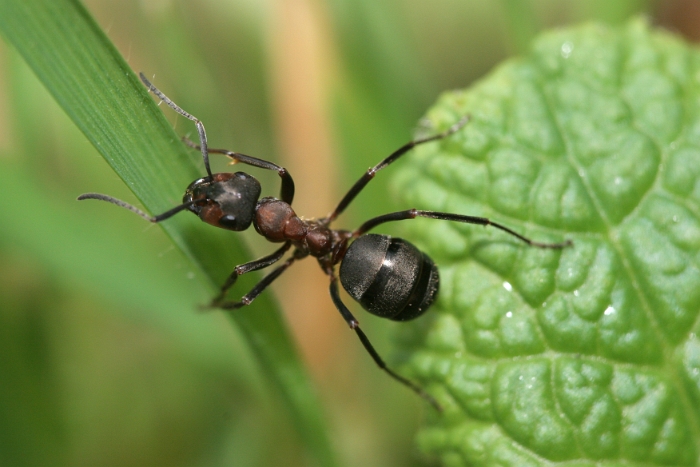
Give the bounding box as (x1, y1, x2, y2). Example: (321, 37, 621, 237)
(394, 19, 700, 465)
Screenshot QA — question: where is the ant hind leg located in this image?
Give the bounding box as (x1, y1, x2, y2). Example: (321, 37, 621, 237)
(328, 276, 442, 411)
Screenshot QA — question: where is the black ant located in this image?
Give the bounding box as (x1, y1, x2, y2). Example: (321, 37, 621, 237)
(79, 73, 571, 411)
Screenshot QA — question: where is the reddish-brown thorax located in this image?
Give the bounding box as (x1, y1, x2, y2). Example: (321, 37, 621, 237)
(254, 197, 352, 260)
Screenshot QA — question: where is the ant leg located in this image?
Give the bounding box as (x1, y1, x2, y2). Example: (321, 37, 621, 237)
(139, 73, 214, 179)
(214, 250, 303, 310)
(327, 116, 469, 222)
(183, 139, 295, 205)
(354, 209, 572, 249)
(329, 276, 442, 411)
(141, 74, 296, 201)
(78, 194, 198, 223)
(208, 242, 292, 307)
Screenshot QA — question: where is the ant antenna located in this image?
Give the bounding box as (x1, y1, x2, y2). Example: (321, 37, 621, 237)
(77, 193, 197, 223)
(139, 72, 213, 179)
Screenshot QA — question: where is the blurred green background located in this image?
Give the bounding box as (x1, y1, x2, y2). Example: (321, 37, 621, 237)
(0, 0, 695, 466)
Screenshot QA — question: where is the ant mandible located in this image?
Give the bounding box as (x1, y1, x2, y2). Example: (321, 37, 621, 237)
(79, 73, 571, 411)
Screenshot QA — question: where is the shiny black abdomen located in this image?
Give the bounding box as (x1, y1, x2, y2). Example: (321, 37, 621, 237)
(339, 234, 439, 321)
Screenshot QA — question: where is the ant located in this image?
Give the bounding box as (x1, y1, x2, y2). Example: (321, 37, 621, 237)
(79, 73, 571, 411)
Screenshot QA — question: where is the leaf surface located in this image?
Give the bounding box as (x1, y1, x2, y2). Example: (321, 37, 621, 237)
(396, 19, 700, 465)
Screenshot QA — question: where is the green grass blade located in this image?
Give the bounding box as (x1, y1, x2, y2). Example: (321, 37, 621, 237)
(0, 1, 338, 466)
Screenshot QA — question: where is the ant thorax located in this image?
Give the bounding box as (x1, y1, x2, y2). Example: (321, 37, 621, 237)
(254, 197, 351, 258)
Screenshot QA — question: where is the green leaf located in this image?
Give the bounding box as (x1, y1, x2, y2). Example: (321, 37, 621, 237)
(0, 1, 338, 466)
(395, 19, 700, 465)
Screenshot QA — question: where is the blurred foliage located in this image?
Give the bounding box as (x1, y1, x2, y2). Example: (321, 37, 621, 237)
(0, 1, 335, 466)
(0, 0, 692, 466)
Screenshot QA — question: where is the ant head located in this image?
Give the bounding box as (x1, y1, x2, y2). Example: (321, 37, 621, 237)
(184, 172, 262, 231)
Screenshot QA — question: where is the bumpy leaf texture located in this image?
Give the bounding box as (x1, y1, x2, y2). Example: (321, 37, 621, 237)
(394, 19, 700, 466)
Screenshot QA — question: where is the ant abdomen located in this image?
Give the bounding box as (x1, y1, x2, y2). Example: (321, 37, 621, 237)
(340, 234, 439, 321)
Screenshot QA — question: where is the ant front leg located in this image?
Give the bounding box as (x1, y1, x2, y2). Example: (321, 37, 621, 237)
(183, 139, 295, 205)
(354, 209, 572, 249)
(328, 276, 442, 411)
(140, 73, 214, 179)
